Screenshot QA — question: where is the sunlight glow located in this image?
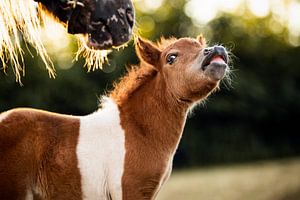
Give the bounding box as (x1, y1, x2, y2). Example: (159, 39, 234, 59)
(41, 15, 74, 69)
(134, 0, 164, 13)
(184, 0, 300, 45)
(287, 2, 300, 46)
(247, 0, 270, 17)
(184, 0, 217, 25)
(42, 19, 70, 51)
(288, 2, 300, 36)
(270, 0, 288, 27)
(184, 0, 241, 25)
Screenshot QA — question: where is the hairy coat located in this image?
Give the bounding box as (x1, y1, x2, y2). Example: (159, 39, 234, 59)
(0, 35, 229, 199)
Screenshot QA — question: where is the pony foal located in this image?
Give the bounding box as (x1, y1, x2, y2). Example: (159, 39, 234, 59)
(0, 35, 229, 200)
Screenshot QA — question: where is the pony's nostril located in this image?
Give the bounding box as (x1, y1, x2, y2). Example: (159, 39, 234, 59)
(203, 48, 212, 56)
(126, 8, 134, 27)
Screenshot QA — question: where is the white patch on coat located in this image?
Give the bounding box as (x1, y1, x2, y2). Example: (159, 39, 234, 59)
(77, 97, 125, 200)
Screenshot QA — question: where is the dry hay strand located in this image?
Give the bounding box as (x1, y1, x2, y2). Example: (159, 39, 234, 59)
(0, 0, 55, 83)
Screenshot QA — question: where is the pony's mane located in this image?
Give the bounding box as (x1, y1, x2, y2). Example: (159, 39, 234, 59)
(110, 64, 157, 105)
(156, 37, 178, 50)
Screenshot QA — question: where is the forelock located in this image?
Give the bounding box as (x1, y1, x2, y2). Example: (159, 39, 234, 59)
(157, 37, 178, 51)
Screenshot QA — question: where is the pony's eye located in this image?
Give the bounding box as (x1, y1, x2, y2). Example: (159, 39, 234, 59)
(166, 54, 178, 65)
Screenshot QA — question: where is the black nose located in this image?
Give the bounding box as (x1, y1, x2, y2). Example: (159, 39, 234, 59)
(213, 46, 226, 55)
(203, 46, 226, 56)
(204, 46, 228, 61)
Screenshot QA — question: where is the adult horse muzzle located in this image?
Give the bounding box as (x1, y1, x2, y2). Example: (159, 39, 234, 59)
(35, 0, 134, 50)
(67, 0, 135, 50)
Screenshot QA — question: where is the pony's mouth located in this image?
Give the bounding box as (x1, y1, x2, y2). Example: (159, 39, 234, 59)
(201, 46, 228, 70)
(201, 46, 229, 81)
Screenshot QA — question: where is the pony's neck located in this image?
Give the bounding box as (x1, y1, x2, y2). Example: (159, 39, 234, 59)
(113, 66, 189, 154)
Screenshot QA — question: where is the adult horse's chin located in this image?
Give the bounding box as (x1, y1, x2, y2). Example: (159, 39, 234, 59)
(67, 0, 135, 50)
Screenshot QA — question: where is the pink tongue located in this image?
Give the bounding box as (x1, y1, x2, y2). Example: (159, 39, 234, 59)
(210, 55, 225, 64)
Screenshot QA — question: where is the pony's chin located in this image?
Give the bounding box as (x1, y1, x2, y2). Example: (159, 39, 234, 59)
(203, 62, 227, 81)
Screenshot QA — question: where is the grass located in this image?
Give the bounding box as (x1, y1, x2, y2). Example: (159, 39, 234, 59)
(157, 158, 300, 200)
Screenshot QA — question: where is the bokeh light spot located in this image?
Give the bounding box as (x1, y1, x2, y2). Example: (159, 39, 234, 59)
(247, 0, 270, 17)
(138, 16, 155, 36)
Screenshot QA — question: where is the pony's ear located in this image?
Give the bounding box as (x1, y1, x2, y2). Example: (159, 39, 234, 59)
(197, 34, 207, 46)
(136, 37, 161, 68)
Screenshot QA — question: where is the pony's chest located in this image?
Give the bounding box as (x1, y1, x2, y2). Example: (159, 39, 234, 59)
(76, 99, 126, 199)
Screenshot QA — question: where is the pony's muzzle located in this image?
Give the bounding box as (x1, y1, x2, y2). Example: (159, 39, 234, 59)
(201, 45, 229, 81)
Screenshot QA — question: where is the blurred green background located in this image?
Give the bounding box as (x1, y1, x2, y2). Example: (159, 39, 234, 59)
(1, 0, 300, 199)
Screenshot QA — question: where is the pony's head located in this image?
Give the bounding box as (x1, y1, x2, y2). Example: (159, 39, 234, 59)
(37, 0, 135, 50)
(136, 36, 230, 102)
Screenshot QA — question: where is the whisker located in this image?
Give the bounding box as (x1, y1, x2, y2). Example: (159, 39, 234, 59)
(75, 36, 110, 72)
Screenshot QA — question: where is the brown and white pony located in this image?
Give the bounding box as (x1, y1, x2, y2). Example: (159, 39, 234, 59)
(0, 0, 134, 82)
(0, 35, 230, 200)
